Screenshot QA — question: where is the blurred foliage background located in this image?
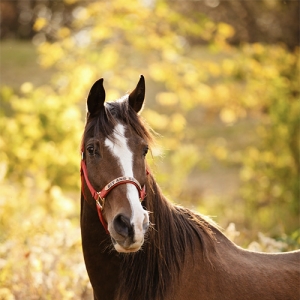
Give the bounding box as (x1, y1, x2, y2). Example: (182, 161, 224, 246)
(0, 0, 299, 299)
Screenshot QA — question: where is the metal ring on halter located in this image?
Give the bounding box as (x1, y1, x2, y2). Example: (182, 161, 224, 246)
(96, 193, 105, 210)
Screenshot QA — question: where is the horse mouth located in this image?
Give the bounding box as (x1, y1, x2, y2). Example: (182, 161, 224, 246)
(111, 237, 142, 253)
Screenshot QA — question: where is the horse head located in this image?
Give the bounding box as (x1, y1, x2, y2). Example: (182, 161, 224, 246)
(81, 76, 150, 253)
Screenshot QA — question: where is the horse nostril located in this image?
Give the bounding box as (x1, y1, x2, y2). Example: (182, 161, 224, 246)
(113, 214, 133, 238)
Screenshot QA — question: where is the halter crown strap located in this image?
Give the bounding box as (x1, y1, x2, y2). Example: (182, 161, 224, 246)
(80, 152, 148, 234)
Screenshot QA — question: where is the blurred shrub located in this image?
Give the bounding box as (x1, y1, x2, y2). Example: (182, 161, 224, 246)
(225, 223, 299, 252)
(0, 184, 91, 299)
(237, 45, 299, 235)
(0, 83, 82, 192)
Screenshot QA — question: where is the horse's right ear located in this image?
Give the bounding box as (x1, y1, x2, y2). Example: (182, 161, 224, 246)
(87, 78, 106, 116)
(128, 75, 145, 113)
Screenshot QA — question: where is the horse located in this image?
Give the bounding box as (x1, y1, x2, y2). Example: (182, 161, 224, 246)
(80, 76, 300, 300)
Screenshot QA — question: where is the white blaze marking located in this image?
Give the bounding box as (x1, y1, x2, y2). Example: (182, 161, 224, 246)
(104, 123, 148, 243)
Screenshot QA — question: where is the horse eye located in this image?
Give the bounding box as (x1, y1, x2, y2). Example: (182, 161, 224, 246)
(87, 146, 94, 155)
(143, 146, 149, 157)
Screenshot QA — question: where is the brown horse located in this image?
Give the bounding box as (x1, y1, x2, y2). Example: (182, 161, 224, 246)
(80, 76, 300, 300)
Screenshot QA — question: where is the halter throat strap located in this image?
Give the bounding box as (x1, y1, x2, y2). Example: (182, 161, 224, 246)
(80, 152, 147, 233)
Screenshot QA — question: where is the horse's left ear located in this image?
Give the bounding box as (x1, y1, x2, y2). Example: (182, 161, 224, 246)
(87, 78, 106, 116)
(128, 75, 145, 113)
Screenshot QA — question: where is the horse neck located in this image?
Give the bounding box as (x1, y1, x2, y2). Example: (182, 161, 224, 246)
(80, 194, 121, 300)
(146, 173, 217, 253)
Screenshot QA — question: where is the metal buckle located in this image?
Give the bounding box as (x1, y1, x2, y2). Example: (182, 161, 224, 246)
(96, 194, 105, 210)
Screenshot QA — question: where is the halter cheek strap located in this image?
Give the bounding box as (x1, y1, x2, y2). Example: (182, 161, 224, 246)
(80, 152, 148, 234)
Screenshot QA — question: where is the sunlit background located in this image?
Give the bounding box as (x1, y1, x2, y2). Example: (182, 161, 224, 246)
(0, 0, 299, 298)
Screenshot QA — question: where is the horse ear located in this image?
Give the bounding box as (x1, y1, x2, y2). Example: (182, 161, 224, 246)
(128, 75, 145, 113)
(87, 78, 106, 116)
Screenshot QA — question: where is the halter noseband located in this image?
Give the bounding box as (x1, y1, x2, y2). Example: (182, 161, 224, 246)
(80, 151, 147, 234)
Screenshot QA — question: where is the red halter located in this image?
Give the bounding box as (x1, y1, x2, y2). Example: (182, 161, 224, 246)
(80, 151, 147, 234)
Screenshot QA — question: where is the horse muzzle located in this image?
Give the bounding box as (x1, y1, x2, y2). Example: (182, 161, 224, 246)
(109, 212, 149, 253)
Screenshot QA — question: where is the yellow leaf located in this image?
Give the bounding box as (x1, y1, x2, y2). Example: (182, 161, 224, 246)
(64, 0, 79, 4)
(20, 82, 33, 94)
(143, 109, 169, 130)
(217, 22, 235, 39)
(220, 108, 237, 124)
(156, 92, 178, 106)
(57, 27, 71, 39)
(33, 17, 48, 31)
(170, 113, 186, 132)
